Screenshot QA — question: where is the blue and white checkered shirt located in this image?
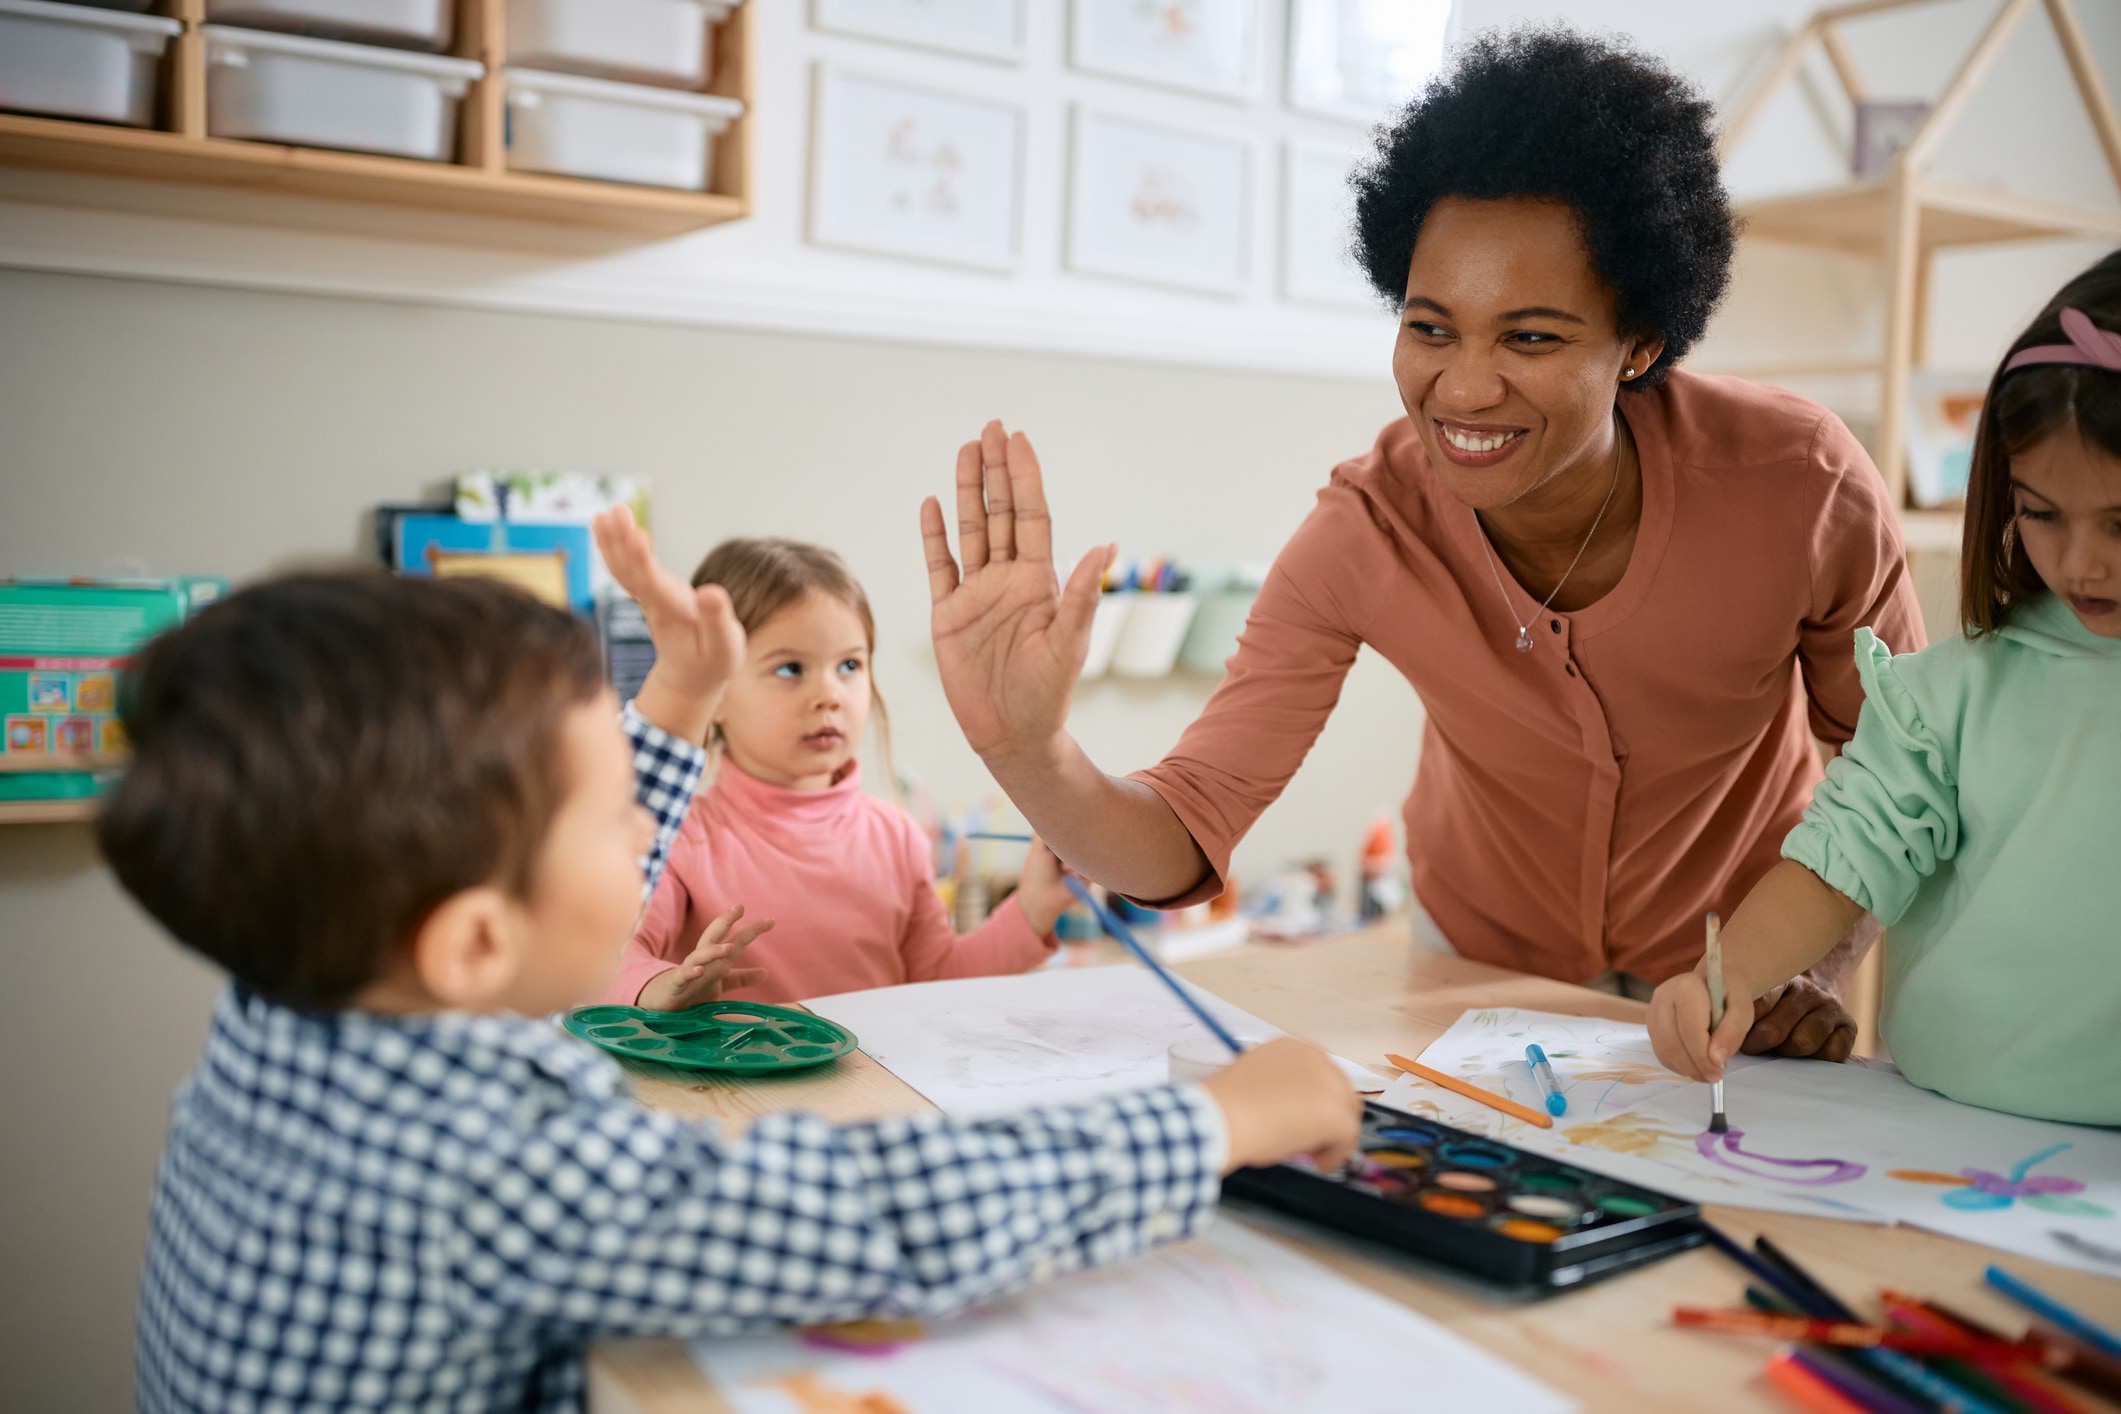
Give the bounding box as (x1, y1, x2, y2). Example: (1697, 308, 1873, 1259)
(137, 704, 1227, 1412)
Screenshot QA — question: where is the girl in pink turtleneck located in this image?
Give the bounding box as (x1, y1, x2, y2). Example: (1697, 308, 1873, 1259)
(609, 537, 1073, 1010)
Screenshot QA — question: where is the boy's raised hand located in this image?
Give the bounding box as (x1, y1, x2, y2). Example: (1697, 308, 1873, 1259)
(637, 903, 774, 1011)
(594, 506, 744, 743)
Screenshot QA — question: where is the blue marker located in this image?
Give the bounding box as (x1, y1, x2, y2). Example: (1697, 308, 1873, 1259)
(1986, 1263, 2121, 1357)
(1525, 1044, 1567, 1117)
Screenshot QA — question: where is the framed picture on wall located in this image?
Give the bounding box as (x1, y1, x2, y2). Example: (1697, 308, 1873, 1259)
(809, 67, 1026, 272)
(812, 0, 1027, 63)
(1287, 0, 1455, 126)
(1067, 106, 1250, 295)
(1069, 0, 1259, 101)
(1904, 374, 1984, 508)
(1282, 139, 1374, 310)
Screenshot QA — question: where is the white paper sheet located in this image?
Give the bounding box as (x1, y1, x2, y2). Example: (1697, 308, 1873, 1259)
(1389, 1008, 2121, 1276)
(692, 1218, 1574, 1414)
(805, 967, 1382, 1120)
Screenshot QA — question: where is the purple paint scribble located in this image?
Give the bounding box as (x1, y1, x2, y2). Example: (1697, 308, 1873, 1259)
(1695, 1128, 1867, 1185)
(800, 1329, 917, 1358)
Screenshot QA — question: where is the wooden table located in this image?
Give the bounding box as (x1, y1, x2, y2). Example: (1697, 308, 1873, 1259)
(589, 922, 2120, 1413)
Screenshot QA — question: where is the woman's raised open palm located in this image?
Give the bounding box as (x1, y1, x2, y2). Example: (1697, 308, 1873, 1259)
(921, 421, 1112, 763)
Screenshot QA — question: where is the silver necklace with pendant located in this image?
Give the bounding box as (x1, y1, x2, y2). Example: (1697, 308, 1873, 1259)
(1475, 415, 1624, 653)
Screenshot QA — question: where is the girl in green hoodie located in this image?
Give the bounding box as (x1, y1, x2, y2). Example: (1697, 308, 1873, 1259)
(1649, 253, 2121, 1125)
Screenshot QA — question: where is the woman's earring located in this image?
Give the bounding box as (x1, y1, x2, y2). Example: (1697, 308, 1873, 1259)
(1623, 367, 1635, 379)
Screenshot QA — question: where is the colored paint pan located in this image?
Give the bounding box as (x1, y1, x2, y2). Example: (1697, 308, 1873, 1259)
(1515, 1172, 1583, 1197)
(1365, 1148, 1428, 1170)
(1592, 1191, 1663, 1219)
(1417, 1190, 1492, 1220)
(1374, 1124, 1442, 1147)
(1433, 1170, 1499, 1194)
(1492, 1215, 1566, 1244)
(1506, 1193, 1586, 1226)
(1439, 1140, 1516, 1171)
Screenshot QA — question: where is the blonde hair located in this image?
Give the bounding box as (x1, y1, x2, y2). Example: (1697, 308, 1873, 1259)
(690, 538, 894, 786)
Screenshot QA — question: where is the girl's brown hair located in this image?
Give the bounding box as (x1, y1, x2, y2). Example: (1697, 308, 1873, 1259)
(690, 538, 894, 783)
(1961, 250, 2121, 635)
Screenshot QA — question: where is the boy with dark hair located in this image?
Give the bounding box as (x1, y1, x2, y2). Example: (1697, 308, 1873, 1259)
(110, 510, 1361, 1411)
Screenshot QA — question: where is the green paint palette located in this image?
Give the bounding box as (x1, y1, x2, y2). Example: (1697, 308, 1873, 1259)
(563, 1001, 857, 1073)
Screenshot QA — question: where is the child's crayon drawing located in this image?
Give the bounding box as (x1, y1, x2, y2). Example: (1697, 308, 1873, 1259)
(1888, 1143, 2113, 1217)
(1561, 1111, 1696, 1158)
(1390, 1006, 2121, 1277)
(700, 1221, 1567, 1414)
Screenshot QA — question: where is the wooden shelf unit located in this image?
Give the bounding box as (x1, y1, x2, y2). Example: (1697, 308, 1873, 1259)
(0, 0, 752, 234)
(1718, 0, 2121, 508)
(0, 754, 120, 826)
(0, 799, 97, 825)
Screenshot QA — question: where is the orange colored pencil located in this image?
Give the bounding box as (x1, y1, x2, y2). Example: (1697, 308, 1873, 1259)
(1766, 1351, 1870, 1414)
(1384, 1053, 1555, 1129)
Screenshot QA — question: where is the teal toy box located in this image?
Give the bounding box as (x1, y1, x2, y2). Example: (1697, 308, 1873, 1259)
(0, 577, 224, 803)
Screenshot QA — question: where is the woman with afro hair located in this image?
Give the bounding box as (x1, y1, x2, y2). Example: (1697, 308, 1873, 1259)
(920, 26, 1924, 1061)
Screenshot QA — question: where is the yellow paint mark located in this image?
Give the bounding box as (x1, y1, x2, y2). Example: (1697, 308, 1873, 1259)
(768, 1372, 914, 1414)
(1562, 1111, 1693, 1157)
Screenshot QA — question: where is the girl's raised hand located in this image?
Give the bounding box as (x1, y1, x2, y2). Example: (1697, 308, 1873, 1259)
(920, 422, 1113, 766)
(1013, 838, 1079, 937)
(636, 903, 773, 1011)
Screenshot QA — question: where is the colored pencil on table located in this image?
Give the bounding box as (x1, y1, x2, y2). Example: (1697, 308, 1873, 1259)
(1381, 1053, 1554, 1129)
(1788, 1347, 1936, 1414)
(1705, 1227, 2008, 1414)
(2028, 1322, 2121, 1404)
(1768, 1350, 1874, 1414)
(966, 831, 1033, 843)
(1985, 1267, 2121, 1360)
(1670, 1309, 2059, 1365)
(1063, 876, 1246, 1056)
(1883, 1300, 2085, 1414)
(1755, 1235, 1859, 1321)
(1706, 1225, 1834, 1316)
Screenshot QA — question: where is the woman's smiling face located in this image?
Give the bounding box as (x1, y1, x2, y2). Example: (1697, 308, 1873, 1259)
(1393, 196, 1661, 512)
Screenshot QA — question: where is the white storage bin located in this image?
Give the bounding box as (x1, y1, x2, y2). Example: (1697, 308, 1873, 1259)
(204, 0, 454, 52)
(1111, 594, 1199, 678)
(0, 0, 180, 128)
(204, 26, 482, 162)
(507, 0, 738, 89)
(1081, 593, 1133, 681)
(505, 69, 739, 191)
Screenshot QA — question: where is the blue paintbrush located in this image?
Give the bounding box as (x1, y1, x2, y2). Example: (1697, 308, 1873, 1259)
(1063, 875, 1245, 1056)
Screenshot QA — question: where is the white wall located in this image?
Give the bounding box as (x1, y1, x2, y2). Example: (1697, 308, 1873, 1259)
(0, 0, 2115, 1405)
(1, 0, 2112, 379)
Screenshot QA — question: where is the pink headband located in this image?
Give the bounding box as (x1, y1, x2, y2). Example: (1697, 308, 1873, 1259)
(2004, 306, 2121, 374)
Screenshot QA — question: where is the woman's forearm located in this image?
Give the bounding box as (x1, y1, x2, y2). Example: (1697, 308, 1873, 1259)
(1721, 860, 1868, 998)
(984, 733, 1214, 902)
